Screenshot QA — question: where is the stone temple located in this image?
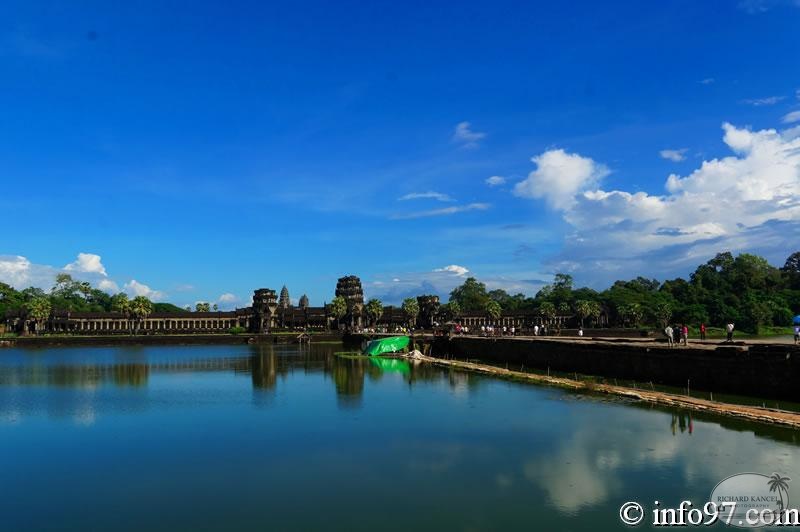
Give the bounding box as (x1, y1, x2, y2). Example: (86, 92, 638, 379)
(3, 275, 576, 336)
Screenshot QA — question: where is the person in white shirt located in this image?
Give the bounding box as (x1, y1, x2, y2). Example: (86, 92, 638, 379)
(533, 325, 539, 336)
(726, 322, 735, 342)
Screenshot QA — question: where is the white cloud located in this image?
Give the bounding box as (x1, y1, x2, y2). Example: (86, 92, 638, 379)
(526, 122, 800, 281)
(391, 202, 490, 220)
(218, 293, 238, 303)
(398, 191, 454, 202)
(64, 253, 108, 276)
(434, 264, 469, 276)
(659, 148, 688, 162)
(782, 110, 800, 124)
(741, 95, 785, 106)
(513, 149, 610, 209)
(699, 78, 715, 85)
(123, 280, 165, 301)
(486, 175, 506, 186)
(0, 253, 121, 293)
(452, 121, 486, 149)
(98, 279, 120, 293)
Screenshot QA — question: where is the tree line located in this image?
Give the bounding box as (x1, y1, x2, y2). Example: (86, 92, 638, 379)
(442, 251, 800, 332)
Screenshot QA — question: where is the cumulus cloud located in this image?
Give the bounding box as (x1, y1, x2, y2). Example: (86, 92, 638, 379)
(659, 148, 688, 162)
(741, 95, 785, 106)
(783, 110, 800, 124)
(0, 252, 125, 294)
(513, 149, 610, 209)
(398, 191, 454, 202)
(486, 175, 506, 186)
(391, 203, 490, 219)
(98, 279, 120, 293)
(526, 122, 800, 281)
(452, 121, 486, 149)
(64, 253, 108, 276)
(434, 264, 469, 276)
(218, 293, 238, 303)
(123, 280, 165, 301)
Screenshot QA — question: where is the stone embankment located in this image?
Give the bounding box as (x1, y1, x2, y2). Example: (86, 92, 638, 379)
(416, 334, 800, 402)
(412, 352, 800, 429)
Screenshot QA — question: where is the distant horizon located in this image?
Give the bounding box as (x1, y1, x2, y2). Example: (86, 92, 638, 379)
(2, 0, 799, 309)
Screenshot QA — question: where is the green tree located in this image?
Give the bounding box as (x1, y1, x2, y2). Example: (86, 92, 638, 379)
(449, 277, 489, 312)
(652, 301, 672, 328)
(330, 296, 347, 329)
(195, 302, 211, 312)
(485, 300, 502, 322)
(539, 302, 556, 324)
(366, 298, 383, 326)
(26, 297, 51, 334)
(111, 293, 131, 331)
(574, 300, 592, 327)
(402, 297, 420, 327)
(130, 296, 153, 334)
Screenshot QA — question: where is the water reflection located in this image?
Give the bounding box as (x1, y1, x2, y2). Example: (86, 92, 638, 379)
(0, 344, 479, 415)
(2, 344, 800, 531)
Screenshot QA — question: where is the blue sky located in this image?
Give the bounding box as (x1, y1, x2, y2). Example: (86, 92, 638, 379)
(1, 0, 799, 307)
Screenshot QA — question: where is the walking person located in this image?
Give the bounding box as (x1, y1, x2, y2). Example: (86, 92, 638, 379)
(726, 322, 735, 343)
(664, 325, 674, 347)
(533, 324, 539, 336)
(700, 323, 706, 341)
(681, 324, 689, 346)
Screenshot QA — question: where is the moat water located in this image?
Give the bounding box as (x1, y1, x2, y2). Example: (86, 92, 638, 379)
(1, 343, 799, 531)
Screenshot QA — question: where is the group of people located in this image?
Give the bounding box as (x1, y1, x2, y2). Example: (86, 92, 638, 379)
(479, 325, 515, 337)
(663, 322, 737, 346)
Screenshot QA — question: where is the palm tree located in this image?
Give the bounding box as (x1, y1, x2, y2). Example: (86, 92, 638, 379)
(111, 293, 131, 332)
(539, 302, 556, 325)
(588, 301, 602, 327)
(366, 298, 383, 326)
(402, 297, 419, 328)
(485, 300, 502, 323)
(26, 297, 51, 335)
(195, 302, 210, 312)
(448, 300, 461, 320)
(574, 300, 592, 327)
(130, 296, 153, 335)
(330, 296, 347, 330)
(768, 473, 791, 511)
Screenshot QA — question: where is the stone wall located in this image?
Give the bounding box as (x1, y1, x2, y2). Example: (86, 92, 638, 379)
(435, 336, 800, 402)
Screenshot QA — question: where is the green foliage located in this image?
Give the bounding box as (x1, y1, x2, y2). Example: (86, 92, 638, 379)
(449, 277, 490, 311)
(539, 301, 556, 322)
(485, 300, 502, 321)
(401, 297, 420, 326)
(329, 296, 347, 319)
(26, 296, 52, 333)
(195, 302, 211, 312)
(229, 326, 246, 335)
(153, 302, 187, 313)
(366, 298, 383, 324)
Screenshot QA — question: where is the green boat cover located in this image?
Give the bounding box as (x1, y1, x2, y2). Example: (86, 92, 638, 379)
(362, 335, 410, 356)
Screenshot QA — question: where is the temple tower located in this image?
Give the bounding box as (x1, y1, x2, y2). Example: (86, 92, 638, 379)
(251, 288, 278, 333)
(335, 275, 364, 330)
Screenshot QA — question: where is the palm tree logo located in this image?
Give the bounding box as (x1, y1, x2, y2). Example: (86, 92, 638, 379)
(767, 473, 791, 511)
